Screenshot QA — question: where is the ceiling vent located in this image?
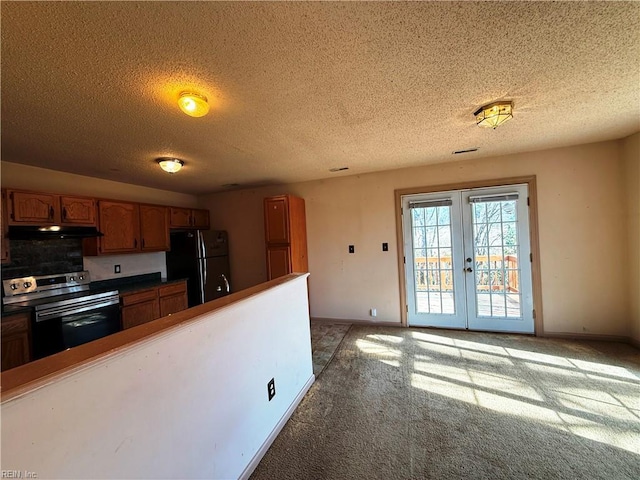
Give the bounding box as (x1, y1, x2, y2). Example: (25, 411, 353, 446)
(452, 148, 479, 155)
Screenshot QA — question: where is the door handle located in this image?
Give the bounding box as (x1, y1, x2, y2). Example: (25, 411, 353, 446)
(465, 267, 473, 273)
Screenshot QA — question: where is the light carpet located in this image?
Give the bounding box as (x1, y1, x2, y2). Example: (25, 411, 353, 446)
(251, 326, 640, 479)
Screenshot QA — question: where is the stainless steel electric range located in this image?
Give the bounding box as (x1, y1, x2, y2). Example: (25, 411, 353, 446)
(2, 271, 120, 360)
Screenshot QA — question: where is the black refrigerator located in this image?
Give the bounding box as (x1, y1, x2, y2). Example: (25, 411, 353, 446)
(166, 230, 231, 307)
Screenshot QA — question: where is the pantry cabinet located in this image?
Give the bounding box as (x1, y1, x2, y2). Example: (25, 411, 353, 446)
(264, 194, 308, 280)
(1, 189, 9, 263)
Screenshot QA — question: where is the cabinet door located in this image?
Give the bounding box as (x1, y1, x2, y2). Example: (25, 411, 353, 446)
(192, 209, 210, 230)
(60, 195, 96, 226)
(264, 197, 289, 244)
(121, 301, 158, 329)
(159, 293, 188, 317)
(1, 333, 30, 371)
(267, 246, 291, 280)
(140, 205, 170, 251)
(1, 313, 30, 371)
(170, 207, 192, 228)
(158, 282, 188, 317)
(98, 201, 140, 254)
(1, 190, 9, 263)
(8, 190, 59, 224)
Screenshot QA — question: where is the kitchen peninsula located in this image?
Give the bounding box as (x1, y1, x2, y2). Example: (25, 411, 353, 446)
(1, 273, 314, 480)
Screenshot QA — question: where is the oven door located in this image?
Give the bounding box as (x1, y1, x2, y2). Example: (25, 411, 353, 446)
(33, 294, 121, 360)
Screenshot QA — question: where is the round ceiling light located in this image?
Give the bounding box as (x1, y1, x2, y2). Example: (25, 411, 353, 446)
(156, 157, 184, 174)
(178, 92, 209, 117)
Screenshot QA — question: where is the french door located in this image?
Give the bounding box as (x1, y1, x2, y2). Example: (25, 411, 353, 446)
(402, 184, 534, 333)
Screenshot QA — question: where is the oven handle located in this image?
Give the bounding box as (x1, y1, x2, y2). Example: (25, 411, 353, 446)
(35, 297, 120, 321)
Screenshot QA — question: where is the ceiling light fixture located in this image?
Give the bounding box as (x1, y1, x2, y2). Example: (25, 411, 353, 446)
(157, 157, 184, 174)
(473, 101, 513, 129)
(178, 92, 210, 117)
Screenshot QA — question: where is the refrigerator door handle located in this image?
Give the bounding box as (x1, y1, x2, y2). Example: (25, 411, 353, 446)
(220, 273, 230, 294)
(202, 259, 208, 304)
(197, 230, 207, 259)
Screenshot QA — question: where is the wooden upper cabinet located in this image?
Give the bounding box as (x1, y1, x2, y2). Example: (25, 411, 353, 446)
(140, 204, 169, 251)
(264, 194, 308, 280)
(7, 190, 59, 224)
(192, 209, 210, 229)
(97, 201, 140, 254)
(264, 197, 290, 244)
(169, 207, 210, 229)
(1, 190, 10, 264)
(170, 207, 192, 228)
(60, 195, 96, 226)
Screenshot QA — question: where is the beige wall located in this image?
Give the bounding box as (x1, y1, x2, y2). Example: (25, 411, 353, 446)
(623, 133, 640, 344)
(200, 139, 631, 336)
(0, 161, 198, 207)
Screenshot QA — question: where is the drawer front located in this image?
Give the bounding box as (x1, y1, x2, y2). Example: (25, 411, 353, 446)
(120, 288, 157, 306)
(158, 282, 187, 298)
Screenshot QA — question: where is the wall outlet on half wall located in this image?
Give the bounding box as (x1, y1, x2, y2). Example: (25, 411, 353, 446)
(267, 378, 276, 401)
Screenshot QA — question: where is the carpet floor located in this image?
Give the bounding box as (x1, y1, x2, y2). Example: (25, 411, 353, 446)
(251, 326, 640, 480)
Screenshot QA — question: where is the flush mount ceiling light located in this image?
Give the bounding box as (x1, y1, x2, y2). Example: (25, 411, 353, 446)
(178, 92, 209, 117)
(473, 101, 513, 129)
(156, 157, 184, 174)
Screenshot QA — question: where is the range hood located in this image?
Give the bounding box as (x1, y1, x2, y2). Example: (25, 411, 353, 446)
(7, 225, 104, 240)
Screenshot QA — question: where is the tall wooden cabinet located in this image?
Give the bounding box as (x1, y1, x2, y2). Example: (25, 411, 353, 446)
(264, 194, 308, 280)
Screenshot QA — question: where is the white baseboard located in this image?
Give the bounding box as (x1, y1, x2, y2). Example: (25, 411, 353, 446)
(311, 317, 402, 327)
(239, 374, 316, 480)
(540, 331, 630, 343)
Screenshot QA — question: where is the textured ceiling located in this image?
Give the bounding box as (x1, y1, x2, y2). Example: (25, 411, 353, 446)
(1, 1, 639, 195)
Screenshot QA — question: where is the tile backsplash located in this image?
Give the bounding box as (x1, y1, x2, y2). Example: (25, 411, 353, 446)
(2, 238, 84, 279)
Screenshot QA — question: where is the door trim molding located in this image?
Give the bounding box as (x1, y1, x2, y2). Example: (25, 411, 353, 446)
(394, 176, 544, 335)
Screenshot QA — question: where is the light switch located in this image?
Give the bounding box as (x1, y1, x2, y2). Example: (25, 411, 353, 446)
(349, 245, 355, 254)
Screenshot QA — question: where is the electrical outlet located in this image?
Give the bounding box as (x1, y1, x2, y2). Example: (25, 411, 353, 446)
(114, 265, 121, 274)
(349, 245, 355, 253)
(267, 378, 276, 401)
(370, 308, 377, 317)
(382, 243, 388, 252)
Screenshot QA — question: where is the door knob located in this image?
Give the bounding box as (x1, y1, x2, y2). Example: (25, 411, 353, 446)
(465, 267, 473, 273)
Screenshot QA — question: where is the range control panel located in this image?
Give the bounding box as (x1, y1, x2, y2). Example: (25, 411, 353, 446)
(3, 271, 91, 297)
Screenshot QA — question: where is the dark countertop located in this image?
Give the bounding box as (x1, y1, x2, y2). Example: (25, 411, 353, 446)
(2, 304, 32, 317)
(90, 272, 187, 295)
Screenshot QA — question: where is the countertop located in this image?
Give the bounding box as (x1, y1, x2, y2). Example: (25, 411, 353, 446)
(90, 272, 187, 295)
(2, 273, 187, 318)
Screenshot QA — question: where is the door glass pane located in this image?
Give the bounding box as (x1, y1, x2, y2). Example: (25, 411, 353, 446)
(471, 199, 522, 318)
(412, 205, 455, 315)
